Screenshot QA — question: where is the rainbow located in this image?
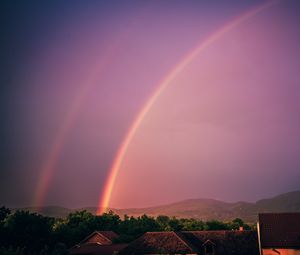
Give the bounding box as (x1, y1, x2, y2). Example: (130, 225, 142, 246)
(33, 36, 125, 207)
(97, 0, 280, 215)
(32, 6, 150, 208)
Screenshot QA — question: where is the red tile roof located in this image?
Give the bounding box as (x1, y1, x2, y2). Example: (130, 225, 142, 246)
(96, 231, 119, 242)
(70, 243, 127, 255)
(79, 231, 119, 245)
(120, 230, 259, 255)
(259, 213, 300, 248)
(182, 230, 258, 255)
(119, 231, 197, 254)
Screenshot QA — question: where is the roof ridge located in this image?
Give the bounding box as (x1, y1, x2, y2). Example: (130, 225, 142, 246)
(173, 231, 199, 253)
(95, 231, 113, 242)
(79, 231, 112, 244)
(141, 231, 197, 252)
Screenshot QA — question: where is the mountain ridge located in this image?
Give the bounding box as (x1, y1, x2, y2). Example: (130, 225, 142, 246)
(11, 190, 300, 222)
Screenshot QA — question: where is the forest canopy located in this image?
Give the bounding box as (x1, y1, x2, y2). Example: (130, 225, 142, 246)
(0, 206, 252, 255)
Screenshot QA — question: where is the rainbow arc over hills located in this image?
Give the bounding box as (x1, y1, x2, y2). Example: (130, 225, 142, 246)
(96, 0, 279, 215)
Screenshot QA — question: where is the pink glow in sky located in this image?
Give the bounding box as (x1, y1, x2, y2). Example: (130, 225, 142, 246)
(1, 0, 300, 209)
(109, 1, 300, 208)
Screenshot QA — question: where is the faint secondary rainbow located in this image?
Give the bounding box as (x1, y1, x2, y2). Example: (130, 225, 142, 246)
(97, 0, 280, 215)
(33, 36, 125, 207)
(32, 5, 153, 208)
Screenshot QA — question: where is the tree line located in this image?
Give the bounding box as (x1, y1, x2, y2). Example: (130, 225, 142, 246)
(0, 206, 253, 255)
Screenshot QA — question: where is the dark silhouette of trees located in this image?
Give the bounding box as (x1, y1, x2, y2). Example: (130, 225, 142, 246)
(4, 210, 54, 254)
(116, 214, 161, 243)
(0, 207, 10, 222)
(0, 207, 253, 255)
(229, 218, 251, 230)
(180, 218, 205, 231)
(204, 220, 229, 230)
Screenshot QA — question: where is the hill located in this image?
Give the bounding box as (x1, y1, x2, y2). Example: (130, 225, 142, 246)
(113, 190, 300, 222)
(13, 190, 300, 222)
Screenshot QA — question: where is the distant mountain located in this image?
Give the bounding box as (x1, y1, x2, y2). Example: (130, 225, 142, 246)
(13, 190, 300, 222)
(255, 190, 300, 212)
(112, 199, 258, 222)
(114, 190, 300, 222)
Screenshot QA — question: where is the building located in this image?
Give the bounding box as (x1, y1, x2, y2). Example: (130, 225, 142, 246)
(71, 212, 300, 255)
(120, 230, 259, 255)
(70, 231, 127, 255)
(78, 231, 119, 245)
(258, 213, 300, 255)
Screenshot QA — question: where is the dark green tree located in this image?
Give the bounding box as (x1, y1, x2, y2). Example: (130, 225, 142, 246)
(53, 210, 95, 247)
(4, 210, 54, 253)
(204, 220, 229, 230)
(0, 206, 11, 222)
(166, 217, 182, 231)
(156, 215, 170, 231)
(229, 218, 251, 230)
(180, 218, 205, 231)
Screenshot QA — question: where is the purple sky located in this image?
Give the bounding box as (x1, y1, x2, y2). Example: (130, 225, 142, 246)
(1, 0, 300, 209)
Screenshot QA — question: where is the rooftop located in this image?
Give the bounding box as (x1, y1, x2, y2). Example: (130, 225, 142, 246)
(259, 212, 300, 249)
(120, 230, 259, 255)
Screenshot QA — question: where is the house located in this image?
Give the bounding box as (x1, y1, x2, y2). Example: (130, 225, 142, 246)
(69, 231, 127, 255)
(79, 231, 119, 245)
(119, 230, 259, 255)
(70, 243, 128, 255)
(119, 231, 197, 255)
(182, 230, 259, 255)
(258, 213, 300, 255)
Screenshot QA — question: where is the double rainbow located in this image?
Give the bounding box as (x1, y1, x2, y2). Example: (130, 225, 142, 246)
(31, 1, 279, 213)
